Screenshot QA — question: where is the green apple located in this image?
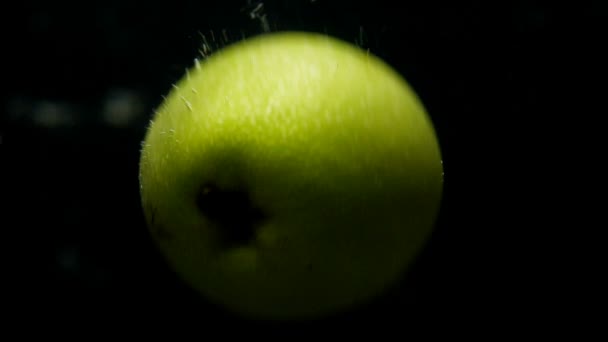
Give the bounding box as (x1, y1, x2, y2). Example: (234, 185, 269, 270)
(139, 31, 443, 320)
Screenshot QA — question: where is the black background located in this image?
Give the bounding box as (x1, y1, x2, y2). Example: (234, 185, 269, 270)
(2, 0, 598, 334)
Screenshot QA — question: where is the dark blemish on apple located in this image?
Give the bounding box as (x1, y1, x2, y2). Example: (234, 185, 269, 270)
(196, 183, 267, 249)
(149, 206, 157, 225)
(149, 206, 173, 241)
(153, 223, 174, 241)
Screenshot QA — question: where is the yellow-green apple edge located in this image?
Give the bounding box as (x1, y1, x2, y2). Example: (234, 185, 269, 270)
(139, 31, 444, 320)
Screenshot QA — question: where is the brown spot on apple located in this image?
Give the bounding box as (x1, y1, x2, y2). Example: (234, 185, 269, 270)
(148, 206, 173, 241)
(196, 183, 267, 249)
(152, 223, 173, 241)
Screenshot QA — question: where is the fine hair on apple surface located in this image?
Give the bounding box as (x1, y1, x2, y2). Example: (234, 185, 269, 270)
(139, 30, 444, 320)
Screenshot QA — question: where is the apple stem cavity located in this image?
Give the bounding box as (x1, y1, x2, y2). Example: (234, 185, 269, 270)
(195, 183, 267, 248)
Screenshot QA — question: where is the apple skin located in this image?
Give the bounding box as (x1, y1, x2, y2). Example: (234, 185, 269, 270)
(139, 31, 443, 320)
